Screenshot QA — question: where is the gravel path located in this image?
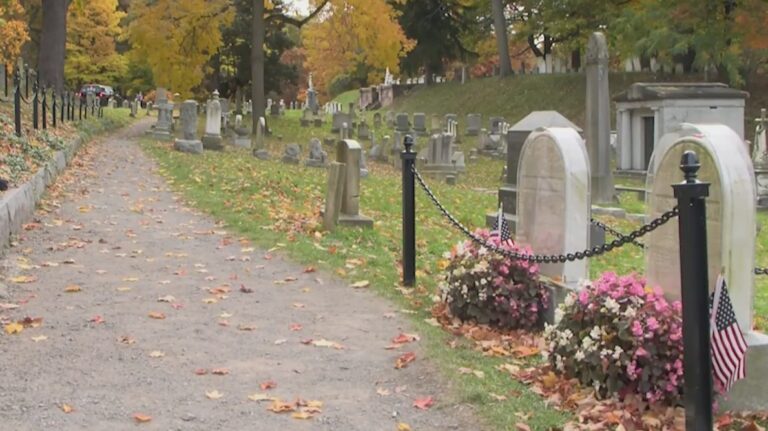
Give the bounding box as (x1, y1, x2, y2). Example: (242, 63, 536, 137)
(0, 120, 479, 431)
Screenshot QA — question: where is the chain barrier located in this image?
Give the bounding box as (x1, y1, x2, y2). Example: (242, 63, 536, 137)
(755, 267, 768, 276)
(590, 218, 644, 248)
(412, 166, 678, 263)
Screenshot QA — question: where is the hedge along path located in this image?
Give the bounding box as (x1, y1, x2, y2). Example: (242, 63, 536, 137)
(0, 119, 481, 430)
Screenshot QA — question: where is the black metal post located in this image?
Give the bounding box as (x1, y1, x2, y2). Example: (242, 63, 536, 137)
(672, 150, 713, 431)
(401, 134, 417, 287)
(3, 64, 8, 98)
(78, 94, 82, 120)
(69, 93, 74, 121)
(24, 64, 29, 99)
(32, 81, 39, 130)
(52, 89, 57, 128)
(60, 92, 65, 123)
(42, 88, 47, 129)
(91, 97, 95, 116)
(13, 70, 21, 137)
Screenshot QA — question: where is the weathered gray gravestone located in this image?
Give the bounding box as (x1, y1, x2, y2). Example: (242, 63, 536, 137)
(323, 162, 346, 231)
(357, 120, 370, 140)
(413, 113, 427, 135)
(336, 140, 373, 228)
(585, 32, 615, 203)
(202, 90, 224, 150)
(253, 117, 270, 160)
(173, 100, 204, 154)
(466, 113, 481, 136)
(489, 117, 505, 134)
(517, 127, 590, 312)
(331, 112, 351, 133)
(373, 112, 382, 128)
(305, 138, 328, 168)
(233, 114, 251, 149)
(430, 114, 442, 133)
(282, 143, 301, 164)
(130, 101, 138, 118)
(385, 111, 395, 128)
(395, 113, 410, 133)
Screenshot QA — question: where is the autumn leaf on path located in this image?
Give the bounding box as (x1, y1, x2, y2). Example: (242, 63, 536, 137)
(260, 380, 277, 390)
(194, 368, 208, 375)
(397, 423, 413, 431)
(148, 351, 165, 358)
(10, 275, 37, 284)
(248, 393, 274, 402)
(64, 284, 81, 293)
(268, 400, 296, 413)
(31, 335, 48, 342)
(515, 423, 532, 431)
(132, 413, 152, 423)
(395, 352, 416, 369)
(212, 368, 229, 375)
(413, 396, 434, 410)
(157, 295, 176, 303)
(387, 332, 420, 348)
(289, 323, 303, 331)
(310, 339, 345, 349)
(205, 390, 224, 400)
(60, 404, 74, 413)
(148, 312, 166, 320)
(291, 411, 314, 420)
(4, 322, 23, 335)
(350, 280, 370, 289)
(303, 266, 316, 273)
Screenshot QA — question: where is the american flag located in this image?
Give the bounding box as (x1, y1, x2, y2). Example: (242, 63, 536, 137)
(491, 205, 511, 242)
(710, 275, 748, 392)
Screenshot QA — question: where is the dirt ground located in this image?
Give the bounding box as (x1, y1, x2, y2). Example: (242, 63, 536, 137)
(0, 120, 480, 431)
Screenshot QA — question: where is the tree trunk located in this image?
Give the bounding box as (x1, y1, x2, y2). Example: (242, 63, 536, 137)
(491, 0, 512, 77)
(251, 0, 265, 132)
(39, 0, 68, 91)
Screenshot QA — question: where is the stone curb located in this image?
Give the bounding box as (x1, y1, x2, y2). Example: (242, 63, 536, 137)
(0, 134, 85, 255)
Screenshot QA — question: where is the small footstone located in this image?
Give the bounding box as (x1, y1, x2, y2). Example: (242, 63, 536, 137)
(174, 140, 203, 154)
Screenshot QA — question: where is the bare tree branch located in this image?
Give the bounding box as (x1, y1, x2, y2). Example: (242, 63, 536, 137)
(266, 0, 330, 28)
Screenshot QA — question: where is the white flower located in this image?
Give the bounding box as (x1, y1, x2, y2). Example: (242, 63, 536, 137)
(455, 242, 465, 256)
(604, 297, 620, 314)
(590, 326, 602, 340)
(600, 348, 612, 358)
(554, 307, 564, 322)
(555, 355, 565, 372)
(541, 350, 550, 362)
(478, 246, 488, 256)
(593, 381, 601, 392)
(612, 346, 624, 360)
(623, 306, 637, 319)
(564, 294, 575, 307)
(581, 336, 595, 352)
(574, 350, 585, 361)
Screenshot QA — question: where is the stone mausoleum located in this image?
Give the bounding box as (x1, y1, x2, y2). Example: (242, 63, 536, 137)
(614, 82, 748, 172)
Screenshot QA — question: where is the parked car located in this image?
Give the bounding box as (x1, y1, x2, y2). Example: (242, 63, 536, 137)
(79, 84, 114, 106)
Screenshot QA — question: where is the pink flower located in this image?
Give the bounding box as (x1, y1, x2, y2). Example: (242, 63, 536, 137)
(578, 289, 590, 305)
(635, 346, 649, 357)
(631, 320, 644, 337)
(669, 327, 682, 342)
(646, 317, 659, 332)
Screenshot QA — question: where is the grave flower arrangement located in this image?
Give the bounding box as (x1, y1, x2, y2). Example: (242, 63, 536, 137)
(439, 229, 548, 330)
(543, 272, 684, 403)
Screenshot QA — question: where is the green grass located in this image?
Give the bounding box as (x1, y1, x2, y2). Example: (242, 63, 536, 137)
(332, 89, 361, 106)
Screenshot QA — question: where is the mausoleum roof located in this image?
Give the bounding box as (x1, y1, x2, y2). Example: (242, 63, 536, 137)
(509, 111, 582, 133)
(614, 82, 749, 102)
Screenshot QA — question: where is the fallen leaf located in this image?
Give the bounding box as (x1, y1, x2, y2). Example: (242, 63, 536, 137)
(31, 335, 48, 342)
(392, 333, 420, 344)
(413, 396, 434, 410)
(212, 368, 229, 375)
(303, 266, 316, 273)
(397, 423, 413, 431)
(132, 413, 152, 423)
(291, 411, 314, 420)
(376, 387, 391, 396)
(205, 390, 224, 400)
(148, 312, 166, 320)
(247, 393, 273, 402)
(260, 380, 277, 390)
(274, 338, 287, 345)
(515, 423, 531, 431)
(240, 285, 253, 293)
(289, 323, 303, 331)
(267, 400, 295, 413)
(157, 295, 176, 303)
(194, 368, 208, 375)
(4, 322, 23, 334)
(350, 280, 370, 289)
(489, 393, 507, 401)
(64, 284, 81, 293)
(311, 339, 344, 349)
(60, 403, 74, 413)
(238, 324, 257, 331)
(148, 351, 165, 358)
(395, 352, 417, 369)
(10, 275, 37, 284)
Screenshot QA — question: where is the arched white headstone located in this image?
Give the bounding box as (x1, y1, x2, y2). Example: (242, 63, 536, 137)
(646, 124, 756, 330)
(516, 127, 590, 285)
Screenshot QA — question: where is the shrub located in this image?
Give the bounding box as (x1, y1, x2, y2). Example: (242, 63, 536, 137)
(439, 229, 548, 330)
(328, 74, 353, 98)
(543, 272, 684, 403)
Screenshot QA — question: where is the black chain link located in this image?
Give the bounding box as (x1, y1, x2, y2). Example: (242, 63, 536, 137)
(591, 218, 644, 248)
(412, 166, 678, 263)
(755, 267, 768, 276)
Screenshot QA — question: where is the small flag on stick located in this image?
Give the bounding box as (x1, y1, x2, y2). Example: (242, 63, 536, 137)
(710, 275, 747, 392)
(491, 204, 511, 242)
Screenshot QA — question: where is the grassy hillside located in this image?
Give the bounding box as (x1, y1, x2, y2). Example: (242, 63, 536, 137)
(339, 73, 768, 132)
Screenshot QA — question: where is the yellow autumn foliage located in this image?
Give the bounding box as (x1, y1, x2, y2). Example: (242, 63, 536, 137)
(0, 0, 29, 68)
(303, 0, 413, 95)
(66, 0, 126, 86)
(127, 0, 233, 98)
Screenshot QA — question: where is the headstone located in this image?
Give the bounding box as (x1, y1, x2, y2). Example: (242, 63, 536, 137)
(395, 113, 410, 133)
(341, 122, 350, 140)
(385, 111, 395, 128)
(466, 113, 481, 136)
(489, 117, 505, 134)
(174, 100, 204, 154)
(645, 123, 768, 410)
(233, 114, 251, 148)
(121, 100, 129, 109)
(323, 162, 346, 231)
(392, 132, 403, 171)
(430, 114, 442, 133)
(130, 101, 138, 118)
(413, 113, 427, 135)
(585, 32, 616, 203)
(301, 108, 312, 127)
(444, 113, 457, 130)
(153, 100, 174, 140)
(336, 140, 374, 228)
(202, 90, 223, 150)
(282, 143, 301, 164)
(360, 149, 369, 178)
(451, 151, 466, 172)
(305, 138, 328, 168)
(270, 102, 280, 117)
(220, 99, 230, 130)
(357, 120, 370, 140)
(373, 112, 382, 128)
(331, 112, 351, 133)
(253, 116, 270, 160)
(516, 127, 590, 289)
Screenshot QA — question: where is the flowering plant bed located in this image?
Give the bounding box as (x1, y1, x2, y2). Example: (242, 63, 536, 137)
(544, 272, 684, 403)
(439, 229, 549, 330)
